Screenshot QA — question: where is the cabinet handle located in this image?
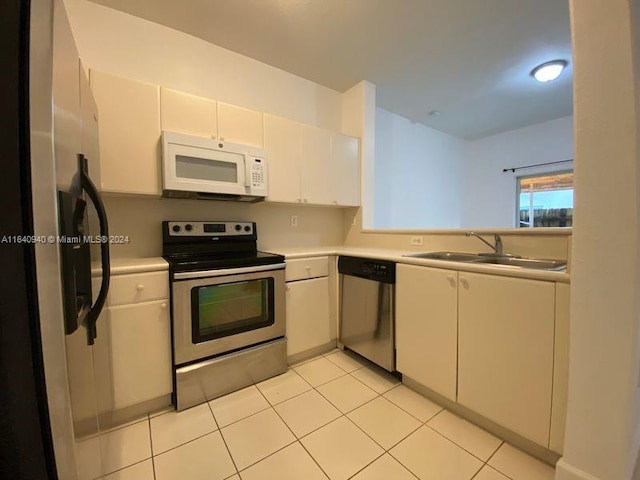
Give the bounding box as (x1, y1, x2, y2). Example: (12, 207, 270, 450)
(285, 285, 290, 292)
(297, 198, 302, 203)
(160, 303, 167, 310)
(136, 284, 145, 291)
(219, 136, 225, 141)
(333, 200, 338, 205)
(459, 277, 469, 289)
(303, 198, 308, 203)
(447, 275, 456, 287)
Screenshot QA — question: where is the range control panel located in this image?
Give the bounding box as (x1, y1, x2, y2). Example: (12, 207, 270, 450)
(166, 221, 254, 237)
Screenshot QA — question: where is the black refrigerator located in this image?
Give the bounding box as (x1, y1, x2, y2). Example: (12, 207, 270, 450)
(0, 0, 112, 478)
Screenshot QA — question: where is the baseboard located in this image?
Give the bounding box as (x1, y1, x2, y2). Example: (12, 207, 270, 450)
(287, 339, 337, 365)
(555, 459, 603, 480)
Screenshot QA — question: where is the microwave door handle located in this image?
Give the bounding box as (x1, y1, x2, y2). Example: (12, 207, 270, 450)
(79, 154, 111, 345)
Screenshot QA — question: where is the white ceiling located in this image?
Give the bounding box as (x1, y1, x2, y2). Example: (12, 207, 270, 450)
(87, 0, 572, 140)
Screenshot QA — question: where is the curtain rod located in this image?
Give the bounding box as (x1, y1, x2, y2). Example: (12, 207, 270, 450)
(502, 159, 573, 173)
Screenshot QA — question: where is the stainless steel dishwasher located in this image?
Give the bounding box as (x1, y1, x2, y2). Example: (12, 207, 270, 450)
(338, 256, 396, 372)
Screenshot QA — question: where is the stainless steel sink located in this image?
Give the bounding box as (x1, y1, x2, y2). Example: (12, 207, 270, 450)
(402, 251, 567, 271)
(403, 251, 486, 262)
(475, 256, 567, 271)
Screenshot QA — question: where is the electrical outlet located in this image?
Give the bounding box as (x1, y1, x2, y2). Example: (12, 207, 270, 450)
(290, 215, 298, 227)
(410, 236, 424, 246)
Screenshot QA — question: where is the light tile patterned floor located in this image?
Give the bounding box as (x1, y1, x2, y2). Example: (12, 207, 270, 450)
(76, 350, 556, 480)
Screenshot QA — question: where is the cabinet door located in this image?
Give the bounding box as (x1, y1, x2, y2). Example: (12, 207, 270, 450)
(549, 282, 570, 453)
(80, 63, 100, 188)
(90, 70, 161, 195)
(331, 133, 360, 206)
(458, 273, 554, 446)
(108, 300, 172, 409)
(396, 265, 458, 401)
(160, 88, 217, 138)
(263, 114, 302, 203)
(300, 125, 332, 205)
(286, 277, 331, 357)
(52, 4, 81, 191)
(217, 102, 263, 147)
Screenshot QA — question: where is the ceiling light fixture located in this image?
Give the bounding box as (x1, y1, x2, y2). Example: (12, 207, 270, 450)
(531, 60, 568, 83)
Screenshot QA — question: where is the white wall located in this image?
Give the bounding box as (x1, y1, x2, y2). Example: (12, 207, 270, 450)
(373, 107, 467, 228)
(556, 1, 640, 479)
(103, 196, 344, 258)
(63, 0, 343, 131)
(463, 115, 574, 228)
(372, 107, 573, 230)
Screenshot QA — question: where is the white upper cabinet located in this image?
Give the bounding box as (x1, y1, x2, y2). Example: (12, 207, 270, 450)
(217, 102, 264, 148)
(160, 88, 217, 138)
(90, 70, 161, 195)
(89, 70, 359, 203)
(79, 64, 100, 187)
(52, 2, 81, 191)
(331, 133, 360, 206)
(263, 114, 302, 203)
(301, 125, 332, 205)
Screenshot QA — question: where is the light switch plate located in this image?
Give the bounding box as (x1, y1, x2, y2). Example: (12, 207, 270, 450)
(410, 236, 424, 246)
(290, 215, 298, 227)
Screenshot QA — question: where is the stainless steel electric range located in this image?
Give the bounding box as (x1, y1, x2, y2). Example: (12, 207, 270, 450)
(162, 221, 287, 411)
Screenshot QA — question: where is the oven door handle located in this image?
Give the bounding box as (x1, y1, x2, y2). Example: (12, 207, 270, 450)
(173, 263, 286, 280)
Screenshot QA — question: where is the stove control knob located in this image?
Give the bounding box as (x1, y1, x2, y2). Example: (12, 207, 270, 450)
(235, 224, 242, 231)
(185, 224, 193, 232)
(172, 225, 181, 233)
(244, 226, 251, 232)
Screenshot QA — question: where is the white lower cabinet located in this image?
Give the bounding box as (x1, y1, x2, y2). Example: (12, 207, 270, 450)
(108, 300, 172, 409)
(285, 256, 332, 359)
(105, 269, 172, 411)
(457, 272, 555, 446)
(286, 277, 331, 358)
(396, 264, 458, 401)
(395, 265, 566, 451)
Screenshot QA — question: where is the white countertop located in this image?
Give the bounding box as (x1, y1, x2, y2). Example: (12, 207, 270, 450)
(92, 248, 570, 283)
(92, 257, 168, 276)
(266, 246, 570, 283)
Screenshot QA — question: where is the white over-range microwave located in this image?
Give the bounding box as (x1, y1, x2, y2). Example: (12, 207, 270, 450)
(162, 131, 268, 202)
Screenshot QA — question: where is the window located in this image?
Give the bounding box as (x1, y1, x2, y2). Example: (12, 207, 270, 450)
(517, 171, 574, 227)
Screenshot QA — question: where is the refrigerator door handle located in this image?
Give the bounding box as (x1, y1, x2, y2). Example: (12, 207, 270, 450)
(79, 154, 110, 345)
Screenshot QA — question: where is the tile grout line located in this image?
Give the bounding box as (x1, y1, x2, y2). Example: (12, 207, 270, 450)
(206, 400, 241, 477)
(251, 381, 333, 479)
(146, 414, 158, 480)
(479, 441, 519, 480)
(423, 422, 499, 465)
(301, 359, 424, 478)
(303, 354, 500, 479)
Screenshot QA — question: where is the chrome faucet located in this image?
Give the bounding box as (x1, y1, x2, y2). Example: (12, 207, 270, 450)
(466, 232, 503, 255)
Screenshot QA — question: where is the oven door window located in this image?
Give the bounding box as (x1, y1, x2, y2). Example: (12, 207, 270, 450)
(191, 278, 274, 343)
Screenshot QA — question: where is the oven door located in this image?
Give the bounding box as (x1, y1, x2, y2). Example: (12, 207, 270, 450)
(171, 264, 285, 365)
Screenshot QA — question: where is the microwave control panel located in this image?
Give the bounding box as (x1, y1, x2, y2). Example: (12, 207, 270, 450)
(246, 156, 267, 193)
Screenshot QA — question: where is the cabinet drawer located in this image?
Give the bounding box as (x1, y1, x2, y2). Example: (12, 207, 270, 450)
(109, 271, 169, 306)
(286, 256, 329, 281)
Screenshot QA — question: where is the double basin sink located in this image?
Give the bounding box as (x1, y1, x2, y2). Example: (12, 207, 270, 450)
(403, 251, 567, 271)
